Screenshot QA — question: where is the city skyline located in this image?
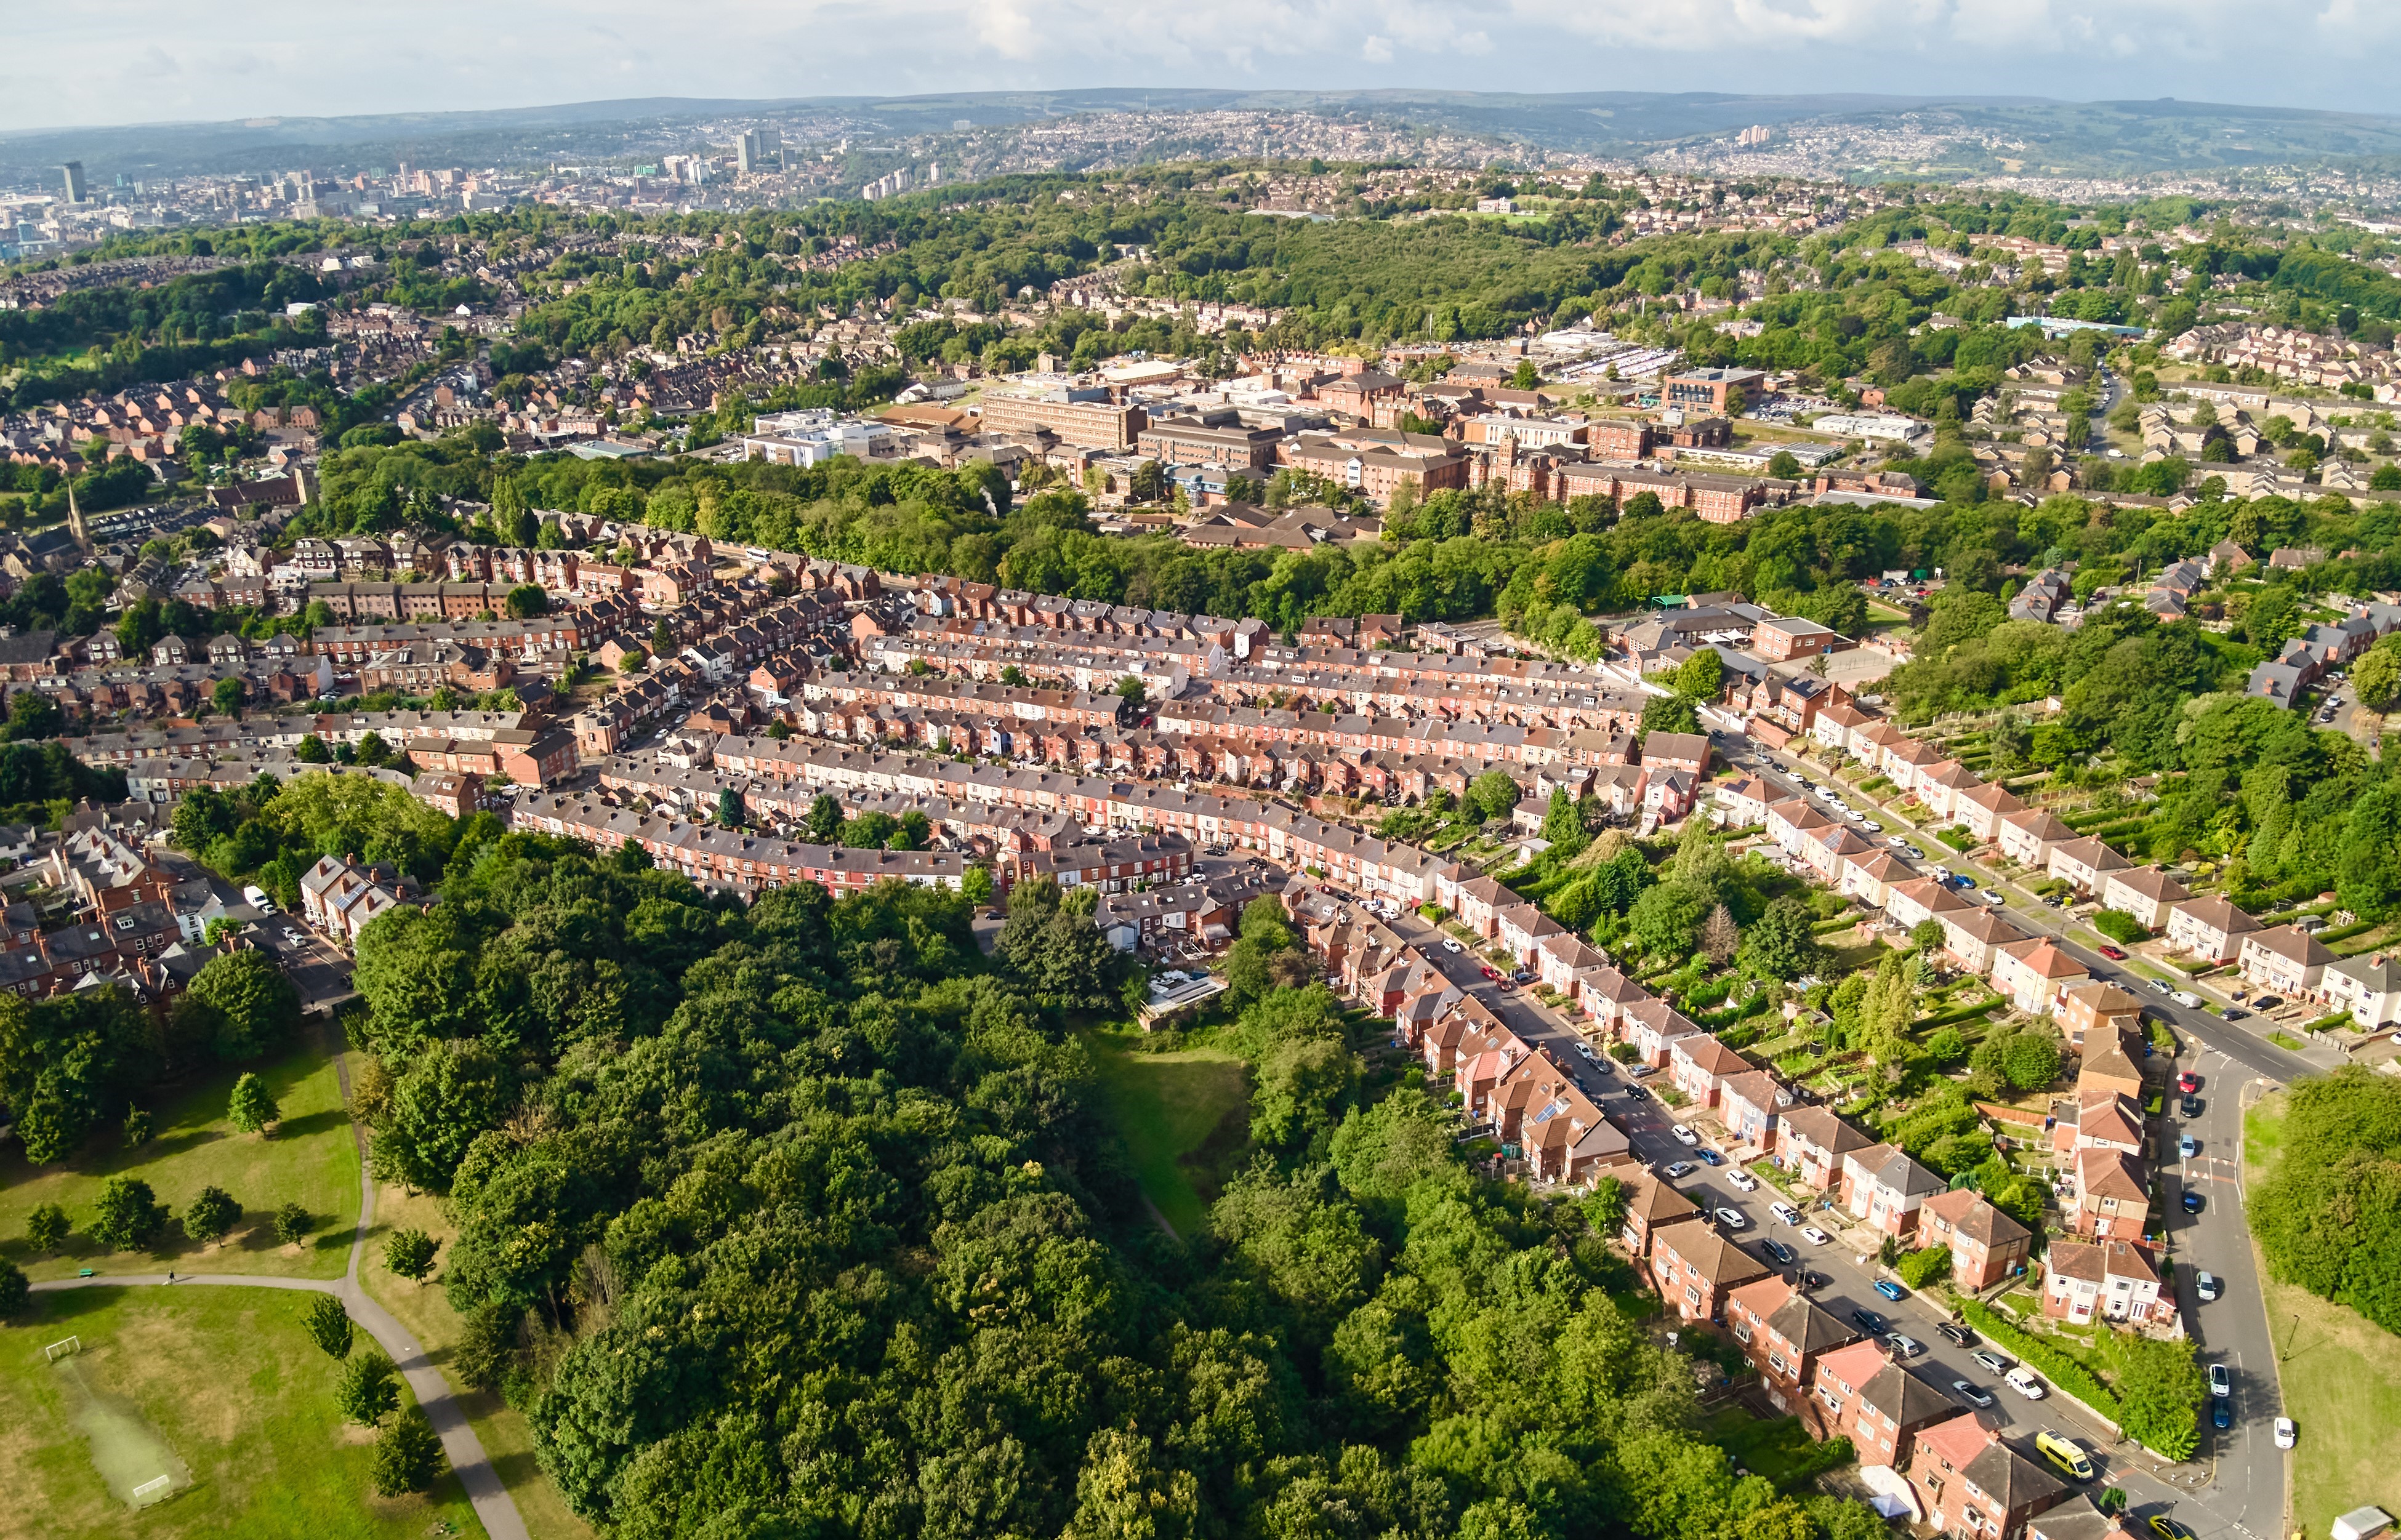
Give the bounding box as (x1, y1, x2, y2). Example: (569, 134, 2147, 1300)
(9, 0, 2401, 135)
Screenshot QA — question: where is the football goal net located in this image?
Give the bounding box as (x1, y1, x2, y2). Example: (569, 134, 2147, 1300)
(43, 1336, 81, 1362)
(131, 1475, 174, 1506)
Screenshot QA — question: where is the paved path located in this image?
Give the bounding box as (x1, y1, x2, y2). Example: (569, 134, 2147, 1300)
(30, 1019, 530, 1540)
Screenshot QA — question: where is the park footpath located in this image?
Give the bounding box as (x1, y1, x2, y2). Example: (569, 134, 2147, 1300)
(29, 1022, 531, 1540)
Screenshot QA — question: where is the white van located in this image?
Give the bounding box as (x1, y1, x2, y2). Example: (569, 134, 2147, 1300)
(1769, 1201, 1802, 1226)
(2005, 1367, 2048, 1400)
(2171, 990, 2203, 1009)
(241, 884, 277, 915)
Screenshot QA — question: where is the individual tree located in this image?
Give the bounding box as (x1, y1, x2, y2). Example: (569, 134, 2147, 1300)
(505, 584, 549, 619)
(1582, 1175, 1629, 1234)
(715, 787, 744, 827)
(122, 1105, 151, 1147)
(25, 1202, 70, 1254)
(1766, 449, 1802, 480)
(1698, 903, 1741, 965)
(0, 1259, 27, 1316)
(1673, 648, 1724, 701)
(89, 1174, 169, 1252)
(183, 1185, 241, 1248)
(1924, 1025, 1968, 1065)
(2353, 640, 2401, 713)
(273, 1202, 312, 1247)
(384, 1228, 439, 1283)
(1540, 787, 1585, 849)
(212, 676, 246, 718)
(1640, 693, 1703, 736)
(1116, 674, 1148, 707)
(335, 1350, 401, 1427)
(372, 1038, 515, 1193)
(805, 793, 842, 842)
(1467, 770, 1520, 822)
(1628, 880, 1711, 958)
(960, 864, 995, 905)
(2000, 1031, 2062, 1090)
(1739, 897, 1826, 981)
(304, 1293, 355, 1360)
(1910, 919, 1947, 954)
(227, 1071, 280, 1133)
(372, 1408, 444, 1496)
(176, 950, 302, 1063)
(2114, 1336, 2205, 1459)
(294, 732, 332, 763)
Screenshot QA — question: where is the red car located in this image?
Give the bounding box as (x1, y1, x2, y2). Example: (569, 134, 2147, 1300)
(2097, 944, 2127, 960)
(1480, 966, 1501, 981)
(2178, 1071, 2201, 1094)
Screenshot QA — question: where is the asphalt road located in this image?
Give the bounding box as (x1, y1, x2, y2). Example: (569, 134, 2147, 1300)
(1720, 729, 2299, 1540)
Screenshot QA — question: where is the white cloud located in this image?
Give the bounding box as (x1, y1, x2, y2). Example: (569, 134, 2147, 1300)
(1361, 34, 1396, 63)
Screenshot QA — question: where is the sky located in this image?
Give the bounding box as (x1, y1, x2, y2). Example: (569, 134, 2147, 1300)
(8, 0, 2401, 132)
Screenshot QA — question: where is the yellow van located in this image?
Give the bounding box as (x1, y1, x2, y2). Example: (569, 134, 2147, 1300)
(2035, 1430, 2094, 1481)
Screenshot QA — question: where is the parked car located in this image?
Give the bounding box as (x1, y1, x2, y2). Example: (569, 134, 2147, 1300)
(2196, 1272, 2221, 1302)
(1695, 1149, 1724, 1166)
(1851, 1307, 1889, 1334)
(1762, 1240, 1798, 1265)
(2275, 1418, 2297, 1449)
(1971, 1350, 2014, 1376)
(1442, 939, 1463, 953)
(1937, 1322, 1976, 1348)
(1886, 1333, 1924, 1358)
(1769, 1201, 1802, 1225)
(2172, 990, 2203, 1009)
(2210, 1363, 2231, 1398)
(1873, 1278, 1907, 1302)
(1798, 1225, 1832, 1246)
(1663, 1161, 1695, 1179)
(2253, 996, 2283, 1011)
(2181, 1096, 2205, 1117)
(2097, 944, 2127, 960)
(1715, 1207, 1748, 1229)
(1672, 1125, 1701, 1147)
(2179, 1134, 2200, 1158)
(2035, 1430, 2095, 1481)
(2182, 1189, 2206, 1214)
(1981, 891, 2008, 906)
(1727, 1169, 1760, 1192)
(2147, 1517, 2194, 1540)
(1907, 845, 1929, 860)
(1888, 835, 1912, 849)
(2149, 977, 2174, 995)
(1952, 1381, 1995, 1408)
(2005, 1367, 2048, 1400)
(2221, 1006, 2250, 1021)
(1863, 821, 1884, 833)
(2213, 1398, 2234, 1430)
(2178, 1071, 2201, 1094)
(1479, 966, 1501, 981)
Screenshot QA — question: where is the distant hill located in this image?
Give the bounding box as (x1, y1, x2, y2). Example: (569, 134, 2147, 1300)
(9, 89, 2401, 186)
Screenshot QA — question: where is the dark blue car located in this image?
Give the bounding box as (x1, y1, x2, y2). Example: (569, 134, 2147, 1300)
(2213, 1398, 2233, 1430)
(2182, 1190, 2206, 1214)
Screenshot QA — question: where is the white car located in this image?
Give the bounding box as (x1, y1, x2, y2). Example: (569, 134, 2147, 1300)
(2005, 1368, 2048, 1400)
(1442, 939, 1463, 953)
(1672, 1125, 1701, 1147)
(1798, 1225, 1832, 1245)
(1715, 1207, 1748, 1229)
(2275, 1418, 2296, 1449)
(1979, 890, 2006, 906)
(1887, 835, 1912, 849)
(1864, 821, 1884, 833)
(1727, 1169, 1760, 1192)
(1813, 786, 1836, 801)
(1663, 1161, 1695, 1179)
(1769, 1201, 1802, 1225)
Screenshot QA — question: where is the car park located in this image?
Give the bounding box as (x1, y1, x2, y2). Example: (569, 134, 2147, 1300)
(1873, 1279, 1907, 1302)
(1972, 1350, 2013, 1376)
(2005, 1368, 2048, 1399)
(1937, 1322, 1975, 1348)
(2210, 1363, 2231, 1397)
(1798, 1225, 1832, 1245)
(1953, 1381, 1995, 1407)
(2275, 1418, 2297, 1449)
(1769, 1201, 1801, 1225)
(2196, 1272, 2221, 1302)
(2036, 1430, 2094, 1481)
(1715, 1208, 1748, 1229)
(2182, 1190, 2206, 1214)
(1728, 1169, 1759, 1192)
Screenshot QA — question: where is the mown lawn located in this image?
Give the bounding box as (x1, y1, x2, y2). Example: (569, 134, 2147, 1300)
(0, 1041, 358, 1281)
(358, 1182, 594, 1540)
(0, 1286, 483, 1540)
(1084, 1033, 1250, 1238)
(2244, 1093, 2401, 1540)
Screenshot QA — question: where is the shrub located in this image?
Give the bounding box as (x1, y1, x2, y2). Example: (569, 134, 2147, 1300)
(2093, 909, 2147, 945)
(372, 1408, 444, 1495)
(1896, 1246, 1953, 1289)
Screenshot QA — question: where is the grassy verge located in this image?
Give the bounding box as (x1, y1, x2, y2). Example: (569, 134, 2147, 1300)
(0, 1040, 358, 1281)
(1083, 1033, 1250, 1238)
(0, 1285, 483, 1539)
(356, 1183, 593, 1540)
(2245, 1093, 2401, 1540)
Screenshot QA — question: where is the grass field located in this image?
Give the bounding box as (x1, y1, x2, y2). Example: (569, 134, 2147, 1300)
(2244, 1093, 2401, 1539)
(0, 1041, 358, 1281)
(0, 1286, 483, 1540)
(358, 1182, 593, 1540)
(1085, 1033, 1249, 1238)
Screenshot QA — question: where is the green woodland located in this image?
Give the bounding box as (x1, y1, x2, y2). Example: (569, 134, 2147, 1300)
(275, 819, 1894, 1540)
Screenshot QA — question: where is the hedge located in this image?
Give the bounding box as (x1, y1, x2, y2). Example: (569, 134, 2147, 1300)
(1896, 1246, 1952, 1289)
(1961, 1302, 2123, 1424)
(1937, 827, 1977, 851)
(2093, 910, 2148, 945)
